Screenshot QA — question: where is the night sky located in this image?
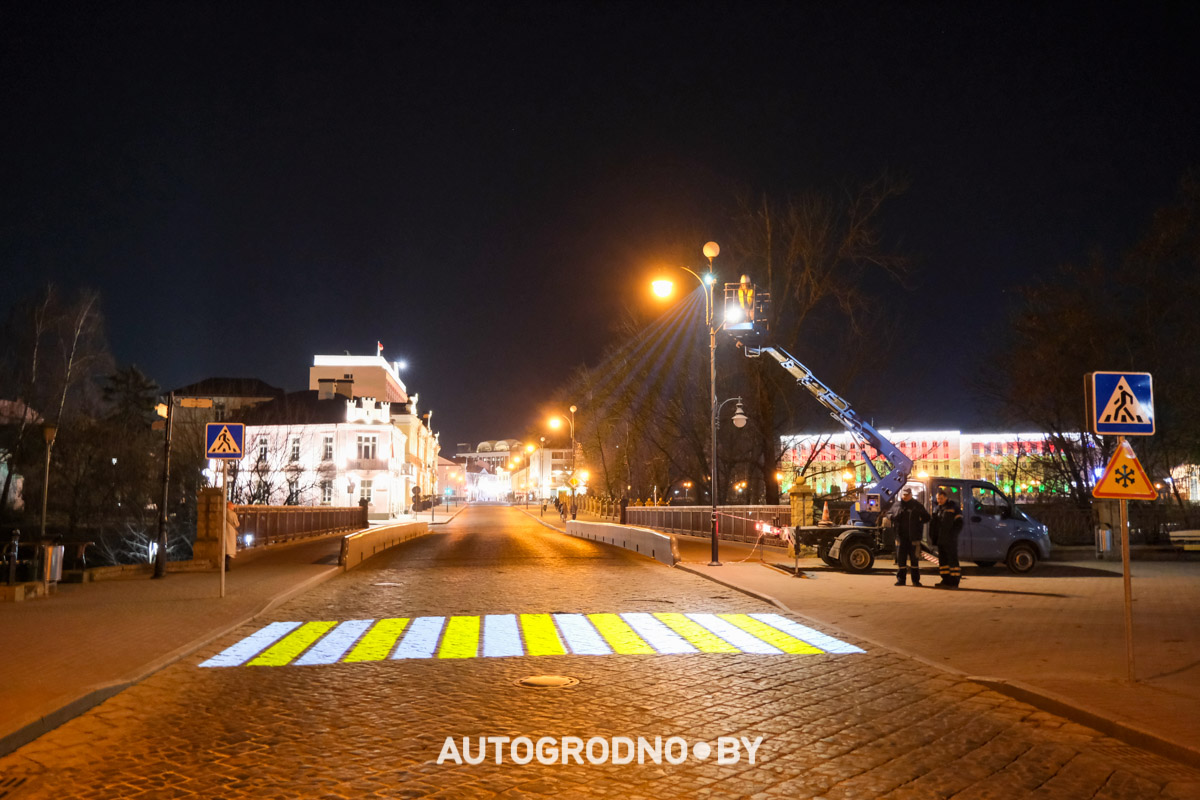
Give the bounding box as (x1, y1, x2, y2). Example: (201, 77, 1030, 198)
(4, 2, 1198, 448)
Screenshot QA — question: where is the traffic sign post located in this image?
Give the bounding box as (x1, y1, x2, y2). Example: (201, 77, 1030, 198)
(1085, 371, 1156, 683)
(205, 423, 244, 599)
(1093, 437, 1157, 684)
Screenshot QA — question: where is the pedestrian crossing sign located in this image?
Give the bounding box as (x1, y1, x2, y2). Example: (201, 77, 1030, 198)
(1089, 372, 1154, 436)
(1093, 440, 1158, 501)
(206, 423, 245, 459)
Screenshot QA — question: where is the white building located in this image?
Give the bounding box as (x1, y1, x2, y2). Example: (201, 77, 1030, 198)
(232, 393, 408, 519)
(221, 352, 441, 519)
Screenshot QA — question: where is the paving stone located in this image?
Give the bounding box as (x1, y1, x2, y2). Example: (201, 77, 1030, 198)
(0, 507, 1185, 798)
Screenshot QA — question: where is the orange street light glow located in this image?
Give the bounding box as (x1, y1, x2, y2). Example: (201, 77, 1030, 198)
(651, 278, 673, 298)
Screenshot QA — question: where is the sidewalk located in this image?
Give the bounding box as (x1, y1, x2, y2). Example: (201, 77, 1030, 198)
(558, 509, 1200, 769)
(0, 506, 465, 757)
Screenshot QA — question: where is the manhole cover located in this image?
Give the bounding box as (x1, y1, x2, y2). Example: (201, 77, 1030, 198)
(516, 675, 579, 689)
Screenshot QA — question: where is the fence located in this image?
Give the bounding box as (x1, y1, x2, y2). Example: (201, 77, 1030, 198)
(234, 505, 366, 550)
(625, 504, 792, 547)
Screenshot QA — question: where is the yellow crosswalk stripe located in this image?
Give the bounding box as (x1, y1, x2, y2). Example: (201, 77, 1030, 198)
(248, 621, 338, 666)
(438, 616, 481, 659)
(588, 613, 655, 654)
(718, 614, 822, 654)
(654, 613, 740, 653)
(344, 618, 410, 662)
(520, 613, 566, 656)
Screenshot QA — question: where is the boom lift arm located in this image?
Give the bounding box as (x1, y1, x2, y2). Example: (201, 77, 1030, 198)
(743, 344, 913, 520)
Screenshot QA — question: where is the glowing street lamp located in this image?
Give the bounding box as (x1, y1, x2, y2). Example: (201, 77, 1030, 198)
(652, 241, 742, 566)
(549, 405, 578, 517)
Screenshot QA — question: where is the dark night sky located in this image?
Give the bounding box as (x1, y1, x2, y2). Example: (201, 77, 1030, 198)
(3, 1, 1198, 447)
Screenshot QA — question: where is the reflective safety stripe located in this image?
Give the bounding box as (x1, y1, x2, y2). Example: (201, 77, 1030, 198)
(438, 616, 481, 659)
(749, 613, 864, 654)
(554, 614, 612, 655)
(200, 621, 301, 667)
(344, 618, 409, 662)
(653, 613, 740, 653)
(520, 613, 566, 656)
(720, 614, 820, 654)
(686, 613, 782, 654)
(248, 621, 338, 666)
(482, 614, 523, 657)
(295, 619, 374, 665)
(391, 616, 446, 659)
(620, 613, 697, 654)
(588, 613, 654, 654)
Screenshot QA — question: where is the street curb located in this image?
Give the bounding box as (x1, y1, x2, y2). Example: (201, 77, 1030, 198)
(970, 677, 1200, 773)
(674, 563, 791, 611)
(677, 560, 1200, 775)
(0, 563, 343, 758)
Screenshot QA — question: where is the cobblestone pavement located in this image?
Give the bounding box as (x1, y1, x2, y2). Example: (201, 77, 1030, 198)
(2, 506, 1198, 799)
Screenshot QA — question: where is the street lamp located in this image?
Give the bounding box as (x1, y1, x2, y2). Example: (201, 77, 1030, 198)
(548, 405, 577, 517)
(524, 443, 535, 508)
(653, 242, 742, 566)
(40, 423, 57, 540)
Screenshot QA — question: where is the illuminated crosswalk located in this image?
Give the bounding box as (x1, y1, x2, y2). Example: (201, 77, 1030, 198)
(199, 612, 864, 668)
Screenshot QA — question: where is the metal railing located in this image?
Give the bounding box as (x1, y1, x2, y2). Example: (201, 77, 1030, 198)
(234, 505, 366, 549)
(625, 504, 792, 547)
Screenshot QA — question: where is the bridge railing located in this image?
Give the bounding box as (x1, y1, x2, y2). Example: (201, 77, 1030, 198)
(234, 505, 367, 549)
(624, 504, 791, 547)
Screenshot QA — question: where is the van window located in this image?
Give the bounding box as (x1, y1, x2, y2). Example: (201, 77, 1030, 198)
(972, 485, 1007, 516)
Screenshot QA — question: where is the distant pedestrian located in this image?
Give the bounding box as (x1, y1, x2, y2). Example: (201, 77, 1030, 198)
(888, 487, 930, 586)
(569, 497, 578, 520)
(541, 501, 547, 518)
(224, 501, 240, 572)
(931, 487, 964, 588)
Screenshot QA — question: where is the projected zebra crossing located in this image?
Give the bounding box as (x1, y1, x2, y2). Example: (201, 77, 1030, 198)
(199, 612, 863, 668)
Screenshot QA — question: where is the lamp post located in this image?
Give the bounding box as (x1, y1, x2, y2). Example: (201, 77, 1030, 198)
(40, 423, 57, 540)
(652, 242, 749, 566)
(549, 405, 577, 518)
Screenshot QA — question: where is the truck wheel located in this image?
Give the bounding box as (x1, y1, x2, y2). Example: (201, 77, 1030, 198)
(840, 541, 875, 574)
(1006, 543, 1037, 574)
(817, 545, 839, 567)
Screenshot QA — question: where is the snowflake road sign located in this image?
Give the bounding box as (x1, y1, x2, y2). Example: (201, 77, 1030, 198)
(1093, 440, 1157, 501)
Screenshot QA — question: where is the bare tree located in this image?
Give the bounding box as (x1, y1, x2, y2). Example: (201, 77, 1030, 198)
(726, 175, 913, 503)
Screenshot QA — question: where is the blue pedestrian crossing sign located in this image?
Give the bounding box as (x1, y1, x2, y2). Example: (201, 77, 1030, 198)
(206, 423, 245, 459)
(1089, 372, 1154, 436)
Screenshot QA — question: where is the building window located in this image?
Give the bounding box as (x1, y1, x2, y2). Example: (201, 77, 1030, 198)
(357, 435, 377, 460)
(322, 436, 334, 462)
(257, 437, 269, 462)
(321, 480, 333, 505)
(360, 479, 373, 504)
(290, 437, 301, 462)
(214, 403, 226, 422)
(286, 479, 300, 505)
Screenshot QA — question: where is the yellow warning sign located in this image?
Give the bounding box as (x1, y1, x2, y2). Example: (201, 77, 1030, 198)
(1093, 440, 1157, 500)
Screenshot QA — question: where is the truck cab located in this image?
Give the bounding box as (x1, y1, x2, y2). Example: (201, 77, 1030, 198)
(901, 477, 1052, 573)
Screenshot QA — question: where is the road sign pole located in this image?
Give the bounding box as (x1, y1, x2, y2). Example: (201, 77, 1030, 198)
(1118, 436, 1134, 683)
(220, 460, 228, 599)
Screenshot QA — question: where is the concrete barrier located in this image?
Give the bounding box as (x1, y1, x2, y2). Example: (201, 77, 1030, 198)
(565, 520, 679, 566)
(340, 522, 429, 569)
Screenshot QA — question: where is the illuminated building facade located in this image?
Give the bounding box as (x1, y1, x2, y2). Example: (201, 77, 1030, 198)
(782, 429, 1087, 501)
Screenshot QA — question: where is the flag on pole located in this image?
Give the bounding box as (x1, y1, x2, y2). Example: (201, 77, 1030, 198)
(377, 341, 383, 356)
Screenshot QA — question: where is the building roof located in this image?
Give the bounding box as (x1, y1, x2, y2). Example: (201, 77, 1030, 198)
(237, 390, 349, 426)
(171, 377, 285, 399)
